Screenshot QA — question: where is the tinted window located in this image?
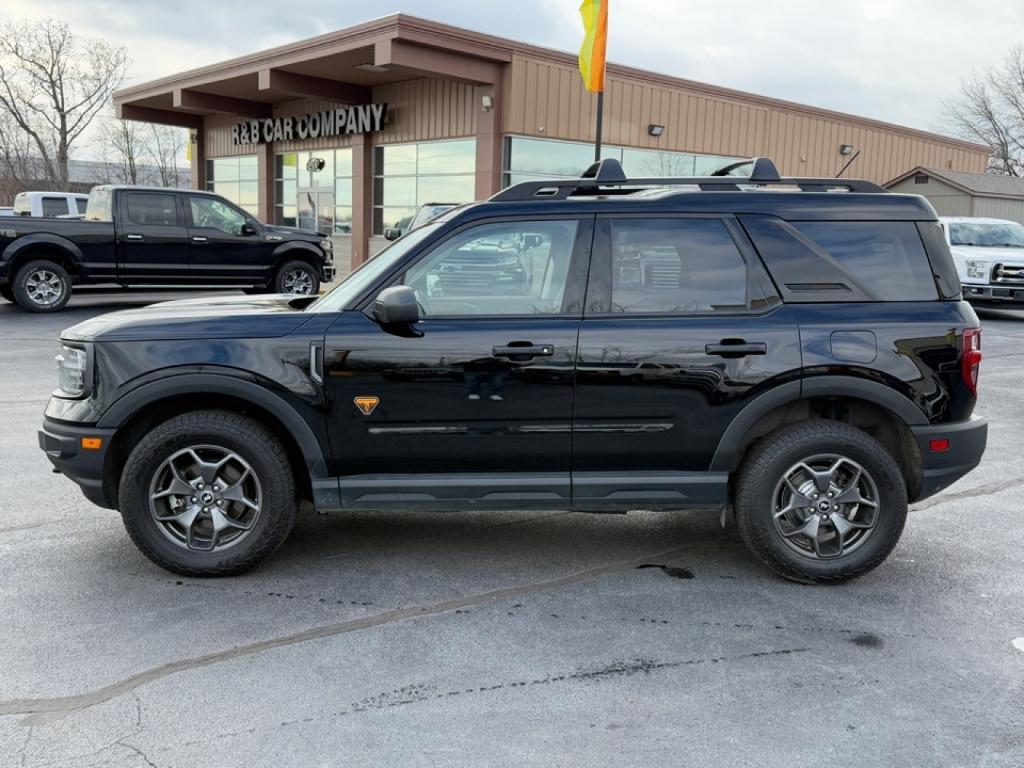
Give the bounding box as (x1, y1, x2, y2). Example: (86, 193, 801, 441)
(608, 219, 749, 313)
(189, 195, 247, 236)
(125, 193, 178, 227)
(41, 197, 67, 217)
(793, 222, 937, 301)
(403, 220, 579, 316)
(72, 197, 87, 215)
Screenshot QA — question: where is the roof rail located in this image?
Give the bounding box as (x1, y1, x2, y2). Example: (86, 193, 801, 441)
(488, 157, 887, 202)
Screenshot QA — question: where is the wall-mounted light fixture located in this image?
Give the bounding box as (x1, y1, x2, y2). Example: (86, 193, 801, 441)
(839, 144, 855, 156)
(648, 124, 665, 137)
(481, 95, 494, 112)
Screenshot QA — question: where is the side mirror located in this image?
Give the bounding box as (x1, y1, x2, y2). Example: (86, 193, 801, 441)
(370, 285, 419, 325)
(383, 227, 402, 241)
(241, 223, 257, 236)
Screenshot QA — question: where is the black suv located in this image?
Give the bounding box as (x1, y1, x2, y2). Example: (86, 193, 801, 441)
(38, 159, 987, 582)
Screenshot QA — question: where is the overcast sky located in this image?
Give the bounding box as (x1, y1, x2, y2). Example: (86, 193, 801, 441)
(4, 0, 1023, 158)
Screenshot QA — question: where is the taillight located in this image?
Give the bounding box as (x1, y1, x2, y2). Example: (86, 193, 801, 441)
(962, 328, 982, 397)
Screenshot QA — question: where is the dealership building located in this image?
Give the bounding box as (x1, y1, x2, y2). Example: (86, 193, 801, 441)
(113, 14, 991, 274)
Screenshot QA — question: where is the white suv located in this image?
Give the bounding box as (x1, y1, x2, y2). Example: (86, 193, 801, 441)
(940, 217, 1024, 307)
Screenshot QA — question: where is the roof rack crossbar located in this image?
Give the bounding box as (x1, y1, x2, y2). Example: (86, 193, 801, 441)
(489, 157, 887, 202)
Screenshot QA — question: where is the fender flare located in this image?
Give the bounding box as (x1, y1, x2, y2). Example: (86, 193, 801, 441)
(97, 372, 330, 480)
(709, 376, 928, 472)
(272, 241, 324, 264)
(2, 233, 83, 270)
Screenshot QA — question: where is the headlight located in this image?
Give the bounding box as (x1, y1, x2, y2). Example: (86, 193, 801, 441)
(56, 344, 89, 398)
(320, 238, 333, 252)
(965, 260, 989, 280)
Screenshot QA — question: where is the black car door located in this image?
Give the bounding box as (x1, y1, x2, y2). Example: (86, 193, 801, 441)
(185, 194, 268, 285)
(572, 215, 801, 509)
(322, 215, 594, 509)
(116, 191, 190, 284)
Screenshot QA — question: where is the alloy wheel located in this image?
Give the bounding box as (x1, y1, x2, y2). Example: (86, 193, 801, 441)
(148, 445, 262, 552)
(282, 268, 314, 294)
(24, 269, 64, 306)
(771, 453, 880, 559)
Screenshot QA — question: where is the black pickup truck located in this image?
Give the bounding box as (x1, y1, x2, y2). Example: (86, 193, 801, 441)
(0, 185, 335, 312)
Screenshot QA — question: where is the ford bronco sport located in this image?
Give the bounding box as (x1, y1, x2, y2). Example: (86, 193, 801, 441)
(38, 158, 987, 582)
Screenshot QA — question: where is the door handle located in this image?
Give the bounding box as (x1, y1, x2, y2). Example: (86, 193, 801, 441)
(705, 340, 767, 358)
(125, 234, 143, 241)
(191, 236, 208, 243)
(492, 343, 555, 359)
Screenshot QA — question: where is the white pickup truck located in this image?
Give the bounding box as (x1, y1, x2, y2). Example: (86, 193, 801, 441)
(12, 191, 89, 218)
(940, 216, 1024, 307)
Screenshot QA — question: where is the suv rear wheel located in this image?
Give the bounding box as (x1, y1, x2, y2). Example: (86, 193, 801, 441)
(12, 259, 72, 312)
(734, 421, 908, 584)
(118, 410, 297, 576)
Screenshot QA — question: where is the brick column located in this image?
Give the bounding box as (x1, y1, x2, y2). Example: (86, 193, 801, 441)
(351, 131, 374, 268)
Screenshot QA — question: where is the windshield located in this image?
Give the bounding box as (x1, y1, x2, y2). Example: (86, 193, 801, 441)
(949, 220, 1024, 248)
(307, 222, 443, 312)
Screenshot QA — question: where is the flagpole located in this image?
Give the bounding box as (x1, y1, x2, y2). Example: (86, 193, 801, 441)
(594, 90, 604, 161)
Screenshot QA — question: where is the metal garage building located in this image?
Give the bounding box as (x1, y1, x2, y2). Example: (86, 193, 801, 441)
(886, 167, 1024, 224)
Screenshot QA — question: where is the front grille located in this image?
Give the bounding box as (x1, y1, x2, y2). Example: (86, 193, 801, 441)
(993, 263, 1024, 284)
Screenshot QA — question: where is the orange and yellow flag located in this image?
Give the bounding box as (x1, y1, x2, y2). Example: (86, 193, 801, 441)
(578, 0, 608, 93)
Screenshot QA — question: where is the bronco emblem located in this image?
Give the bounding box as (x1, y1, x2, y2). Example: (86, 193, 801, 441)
(354, 396, 380, 416)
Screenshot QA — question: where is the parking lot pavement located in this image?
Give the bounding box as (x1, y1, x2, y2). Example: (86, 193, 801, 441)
(0, 295, 1022, 768)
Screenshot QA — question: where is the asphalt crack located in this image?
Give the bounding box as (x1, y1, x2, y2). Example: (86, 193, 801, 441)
(911, 476, 1024, 511)
(0, 546, 696, 718)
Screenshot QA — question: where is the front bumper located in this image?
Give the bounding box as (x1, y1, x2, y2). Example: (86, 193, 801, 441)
(962, 285, 1024, 304)
(321, 262, 336, 283)
(910, 416, 987, 501)
(38, 418, 117, 509)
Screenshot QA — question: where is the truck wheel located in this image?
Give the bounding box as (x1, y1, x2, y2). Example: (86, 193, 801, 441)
(12, 259, 72, 312)
(118, 410, 297, 577)
(274, 260, 319, 295)
(733, 420, 908, 584)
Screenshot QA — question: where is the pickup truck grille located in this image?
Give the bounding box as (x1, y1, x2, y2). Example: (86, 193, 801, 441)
(993, 264, 1024, 284)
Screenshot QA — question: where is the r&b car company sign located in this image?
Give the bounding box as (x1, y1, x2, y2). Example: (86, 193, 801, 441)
(232, 103, 388, 145)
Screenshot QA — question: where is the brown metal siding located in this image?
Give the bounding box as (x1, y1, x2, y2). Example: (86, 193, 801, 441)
(504, 54, 989, 183)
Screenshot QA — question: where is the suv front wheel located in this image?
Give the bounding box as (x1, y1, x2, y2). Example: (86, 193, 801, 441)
(734, 421, 908, 583)
(118, 410, 297, 576)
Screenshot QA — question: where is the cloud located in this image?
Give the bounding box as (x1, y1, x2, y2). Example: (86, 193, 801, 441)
(3, 0, 1023, 158)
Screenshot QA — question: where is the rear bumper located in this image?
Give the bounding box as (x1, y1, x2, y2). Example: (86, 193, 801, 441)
(38, 418, 117, 509)
(963, 285, 1024, 304)
(910, 416, 987, 501)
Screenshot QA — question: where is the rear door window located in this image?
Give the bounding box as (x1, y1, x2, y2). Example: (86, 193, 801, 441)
(792, 222, 937, 301)
(124, 193, 180, 227)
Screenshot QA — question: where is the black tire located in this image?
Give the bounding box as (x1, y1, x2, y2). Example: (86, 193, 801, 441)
(734, 420, 908, 584)
(12, 259, 72, 312)
(273, 260, 319, 295)
(118, 410, 297, 577)
(0, 285, 13, 303)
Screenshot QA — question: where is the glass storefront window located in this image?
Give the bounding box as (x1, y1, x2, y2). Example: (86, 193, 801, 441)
(206, 156, 259, 217)
(503, 136, 742, 186)
(275, 147, 352, 234)
(373, 139, 476, 235)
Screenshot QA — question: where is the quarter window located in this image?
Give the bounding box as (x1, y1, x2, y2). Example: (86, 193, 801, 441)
(124, 193, 179, 227)
(606, 219, 751, 314)
(403, 220, 579, 317)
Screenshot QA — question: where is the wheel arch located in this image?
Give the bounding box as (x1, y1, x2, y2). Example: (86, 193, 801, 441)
(98, 373, 334, 509)
(3, 235, 83, 277)
(712, 377, 926, 499)
(272, 243, 323, 269)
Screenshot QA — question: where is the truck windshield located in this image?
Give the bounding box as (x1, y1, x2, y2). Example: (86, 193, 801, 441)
(307, 222, 443, 312)
(949, 221, 1024, 248)
(84, 189, 113, 222)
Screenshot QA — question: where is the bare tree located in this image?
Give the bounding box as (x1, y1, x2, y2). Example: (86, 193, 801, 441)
(944, 46, 1024, 176)
(147, 124, 188, 187)
(95, 115, 147, 184)
(0, 17, 128, 190)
